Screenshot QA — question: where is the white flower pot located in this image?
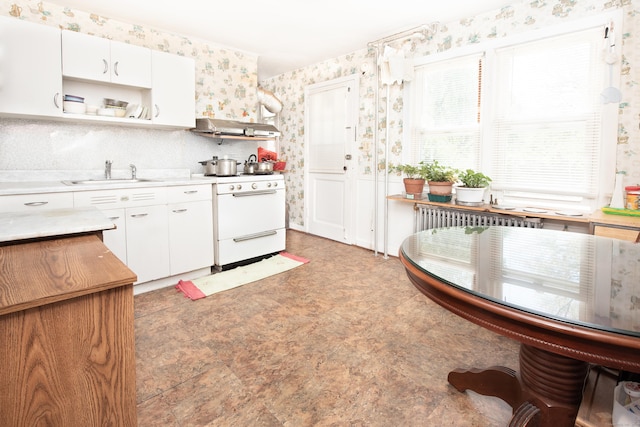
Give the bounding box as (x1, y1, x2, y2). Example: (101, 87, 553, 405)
(455, 186, 487, 204)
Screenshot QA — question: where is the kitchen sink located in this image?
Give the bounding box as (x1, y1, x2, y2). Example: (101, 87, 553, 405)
(62, 178, 157, 185)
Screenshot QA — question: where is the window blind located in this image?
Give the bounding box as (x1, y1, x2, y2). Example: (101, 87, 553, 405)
(407, 21, 612, 211)
(411, 54, 483, 171)
(489, 28, 604, 201)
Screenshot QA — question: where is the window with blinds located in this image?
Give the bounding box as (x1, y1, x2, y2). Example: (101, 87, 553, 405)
(490, 28, 604, 206)
(407, 21, 615, 212)
(411, 54, 482, 171)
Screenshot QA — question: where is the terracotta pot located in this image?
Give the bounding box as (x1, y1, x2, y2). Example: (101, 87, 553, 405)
(428, 181, 454, 196)
(403, 178, 425, 196)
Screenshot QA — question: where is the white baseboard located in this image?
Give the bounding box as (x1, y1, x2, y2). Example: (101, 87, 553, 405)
(133, 266, 212, 295)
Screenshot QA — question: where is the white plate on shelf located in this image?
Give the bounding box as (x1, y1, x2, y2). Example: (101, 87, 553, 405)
(555, 210, 583, 216)
(523, 207, 547, 213)
(493, 205, 515, 210)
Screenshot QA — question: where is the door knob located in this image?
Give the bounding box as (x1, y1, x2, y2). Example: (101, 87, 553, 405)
(345, 154, 352, 160)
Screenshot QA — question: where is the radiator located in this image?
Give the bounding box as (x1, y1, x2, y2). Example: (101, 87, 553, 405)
(415, 206, 543, 232)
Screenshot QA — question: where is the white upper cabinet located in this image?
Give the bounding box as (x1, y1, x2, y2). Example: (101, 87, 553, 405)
(148, 51, 195, 128)
(0, 16, 62, 118)
(61, 30, 152, 88)
(0, 20, 195, 128)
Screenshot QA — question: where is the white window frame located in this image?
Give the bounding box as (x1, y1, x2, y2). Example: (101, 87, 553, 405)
(403, 12, 622, 212)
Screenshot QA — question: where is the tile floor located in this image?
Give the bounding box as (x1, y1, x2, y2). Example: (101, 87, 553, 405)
(134, 230, 520, 426)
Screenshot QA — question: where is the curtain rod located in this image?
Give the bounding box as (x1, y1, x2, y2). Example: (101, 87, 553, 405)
(367, 22, 439, 47)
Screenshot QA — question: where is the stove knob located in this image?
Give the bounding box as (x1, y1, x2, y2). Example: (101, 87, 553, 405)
(273, 182, 278, 187)
(237, 184, 242, 190)
(252, 183, 258, 189)
(229, 185, 235, 191)
(267, 182, 272, 188)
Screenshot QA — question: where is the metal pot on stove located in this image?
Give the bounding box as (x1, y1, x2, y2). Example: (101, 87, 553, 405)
(256, 158, 274, 174)
(199, 156, 240, 176)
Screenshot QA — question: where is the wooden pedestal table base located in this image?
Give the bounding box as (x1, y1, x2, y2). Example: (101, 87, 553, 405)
(448, 344, 589, 427)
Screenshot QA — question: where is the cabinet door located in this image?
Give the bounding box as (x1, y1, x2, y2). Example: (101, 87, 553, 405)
(101, 208, 127, 264)
(125, 204, 170, 284)
(110, 42, 152, 88)
(62, 30, 111, 83)
(0, 192, 73, 213)
(168, 200, 214, 274)
(0, 17, 62, 117)
(150, 51, 195, 127)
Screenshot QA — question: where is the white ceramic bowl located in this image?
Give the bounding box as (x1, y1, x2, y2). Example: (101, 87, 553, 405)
(97, 108, 116, 117)
(85, 105, 99, 115)
(63, 101, 86, 114)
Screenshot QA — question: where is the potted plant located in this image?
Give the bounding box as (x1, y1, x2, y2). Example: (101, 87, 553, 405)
(456, 169, 492, 204)
(423, 161, 458, 202)
(390, 162, 429, 197)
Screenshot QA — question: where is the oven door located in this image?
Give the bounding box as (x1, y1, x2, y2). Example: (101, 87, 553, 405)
(214, 188, 285, 266)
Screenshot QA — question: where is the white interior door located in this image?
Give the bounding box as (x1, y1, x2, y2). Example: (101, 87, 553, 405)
(305, 75, 358, 243)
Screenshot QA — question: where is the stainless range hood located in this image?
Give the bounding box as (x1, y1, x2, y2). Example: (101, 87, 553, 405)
(192, 118, 280, 138)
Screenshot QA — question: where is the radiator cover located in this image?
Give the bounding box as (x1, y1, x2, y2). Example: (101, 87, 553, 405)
(415, 206, 543, 232)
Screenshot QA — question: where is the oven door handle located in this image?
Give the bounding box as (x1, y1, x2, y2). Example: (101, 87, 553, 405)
(232, 190, 277, 197)
(233, 230, 277, 242)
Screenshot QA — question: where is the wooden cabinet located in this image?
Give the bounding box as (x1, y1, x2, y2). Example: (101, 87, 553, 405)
(146, 50, 196, 128)
(0, 235, 137, 426)
(62, 30, 152, 88)
(593, 225, 640, 242)
(0, 192, 73, 213)
(0, 16, 62, 118)
(167, 184, 214, 274)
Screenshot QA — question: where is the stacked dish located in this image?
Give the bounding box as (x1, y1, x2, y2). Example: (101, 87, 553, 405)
(100, 98, 128, 117)
(63, 94, 86, 114)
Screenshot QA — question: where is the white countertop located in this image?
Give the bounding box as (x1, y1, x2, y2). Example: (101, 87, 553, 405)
(0, 169, 218, 196)
(0, 206, 116, 243)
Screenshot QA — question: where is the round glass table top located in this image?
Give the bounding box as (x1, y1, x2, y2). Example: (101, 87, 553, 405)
(400, 226, 640, 338)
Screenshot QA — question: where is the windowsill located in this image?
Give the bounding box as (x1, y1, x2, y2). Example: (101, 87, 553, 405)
(387, 194, 640, 229)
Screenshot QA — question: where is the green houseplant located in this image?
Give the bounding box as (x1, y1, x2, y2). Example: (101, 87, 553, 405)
(390, 162, 430, 196)
(456, 169, 492, 204)
(423, 161, 458, 202)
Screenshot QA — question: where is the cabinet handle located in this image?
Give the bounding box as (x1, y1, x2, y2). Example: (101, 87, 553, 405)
(154, 104, 160, 117)
(113, 61, 119, 76)
(184, 190, 198, 194)
(102, 59, 109, 75)
(24, 201, 48, 207)
(108, 216, 120, 221)
(53, 93, 60, 108)
(172, 209, 188, 213)
(130, 213, 148, 218)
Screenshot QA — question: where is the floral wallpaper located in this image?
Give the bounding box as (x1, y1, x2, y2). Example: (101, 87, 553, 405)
(1, 0, 259, 121)
(262, 0, 640, 229)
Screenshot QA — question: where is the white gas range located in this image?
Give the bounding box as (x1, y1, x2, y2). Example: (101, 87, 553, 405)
(208, 173, 286, 270)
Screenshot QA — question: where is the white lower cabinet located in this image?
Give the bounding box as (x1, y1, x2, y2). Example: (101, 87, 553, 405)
(0, 192, 73, 213)
(167, 184, 214, 275)
(125, 204, 170, 284)
(101, 208, 127, 265)
(168, 200, 214, 274)
(73, 186, 168, 285)
(73, 183, 213, 286)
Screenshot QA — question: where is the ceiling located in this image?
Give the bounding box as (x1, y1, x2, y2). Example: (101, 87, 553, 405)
(47, 0, 512, 80)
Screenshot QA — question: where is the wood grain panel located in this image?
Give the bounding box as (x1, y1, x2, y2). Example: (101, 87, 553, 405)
(0, 235, 136, 426)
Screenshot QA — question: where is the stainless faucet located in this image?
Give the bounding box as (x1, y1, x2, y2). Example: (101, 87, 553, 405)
(105, 160, 113, 179)
(129, 164, 137, 179)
